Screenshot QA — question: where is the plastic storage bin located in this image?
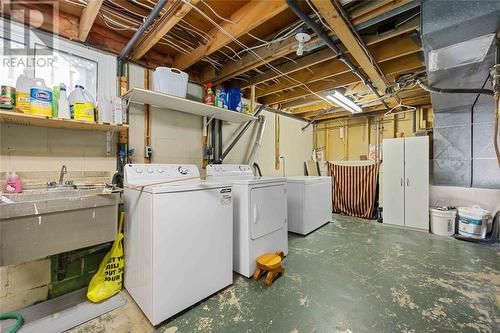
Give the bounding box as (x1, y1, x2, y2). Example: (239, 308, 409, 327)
(153, 67, 189, 98)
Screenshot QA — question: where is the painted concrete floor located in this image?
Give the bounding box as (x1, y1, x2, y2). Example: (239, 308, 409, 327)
(70, 215, 499, 333)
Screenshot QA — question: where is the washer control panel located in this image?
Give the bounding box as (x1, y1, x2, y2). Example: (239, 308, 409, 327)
(124, 164, 200, 185)
(206, 164, 253, 178)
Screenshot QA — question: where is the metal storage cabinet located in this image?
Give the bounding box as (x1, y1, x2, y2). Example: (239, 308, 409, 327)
(382, 136, 429, 231)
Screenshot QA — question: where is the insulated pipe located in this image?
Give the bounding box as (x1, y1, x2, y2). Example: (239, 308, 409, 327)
(417, 79, 494, 96)
(218, 105, 265, 163)
(246, 116, 267, 166)
(118, 0, 172, 60)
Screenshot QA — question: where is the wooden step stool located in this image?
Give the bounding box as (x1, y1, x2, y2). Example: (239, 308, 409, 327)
(253, 251, 285, 286)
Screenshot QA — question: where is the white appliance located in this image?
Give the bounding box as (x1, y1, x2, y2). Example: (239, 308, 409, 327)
(206, 164, 288, 278)
(286, 176, 332, 235)
(382, 136, 429, 231)
(124, 164, 233, 325)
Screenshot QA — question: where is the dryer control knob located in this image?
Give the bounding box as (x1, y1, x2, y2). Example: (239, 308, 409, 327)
(157, 168, 165, 173)
(178, 166, 188, 175)
(135, 168, 143, 173)
(147, 168, 154, 174)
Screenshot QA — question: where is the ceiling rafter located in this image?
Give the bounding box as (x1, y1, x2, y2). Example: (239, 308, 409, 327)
(240, 16, 420, 89)
(202, 1, 417, 84)
(131, 0, 199, 60)
(316, 94, 431, 122)
(310, 0, 388, 93)
(172, 0, 289, 70)
(259, 53, 424, 105)
(79, 0, 104, 41)
(255, 36, 421, 98)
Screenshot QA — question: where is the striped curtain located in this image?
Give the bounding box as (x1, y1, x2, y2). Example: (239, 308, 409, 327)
(327, 162, 380, 219)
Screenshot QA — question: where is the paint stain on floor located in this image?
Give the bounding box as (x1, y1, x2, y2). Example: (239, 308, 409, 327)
(69, 215, 500, 333)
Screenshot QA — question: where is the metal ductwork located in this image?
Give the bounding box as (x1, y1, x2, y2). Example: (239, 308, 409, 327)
(421, 0, 500, 188)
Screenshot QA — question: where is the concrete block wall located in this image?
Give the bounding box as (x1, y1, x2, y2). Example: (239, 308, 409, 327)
(0, 259, 51, 312)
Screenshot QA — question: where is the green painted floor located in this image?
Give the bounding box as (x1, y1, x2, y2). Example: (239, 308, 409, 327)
(71, 215, 499, 333)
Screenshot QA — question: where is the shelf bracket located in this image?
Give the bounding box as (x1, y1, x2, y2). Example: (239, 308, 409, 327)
(106, 131, 113, 156)
(206, 114, 216, 127)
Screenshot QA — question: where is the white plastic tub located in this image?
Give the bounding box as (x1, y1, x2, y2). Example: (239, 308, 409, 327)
(152, 67, 189, 98)
(430, 208, 456, 236)
(457, 206, 490, 239)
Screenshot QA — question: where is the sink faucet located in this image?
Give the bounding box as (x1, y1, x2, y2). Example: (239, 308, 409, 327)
(58, 165, 67, 186)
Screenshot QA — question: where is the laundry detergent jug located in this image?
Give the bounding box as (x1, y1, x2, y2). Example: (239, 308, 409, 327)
(69, 85, 95, 122)
(15, 69, 34, 113)
(29, 78, 53, 116)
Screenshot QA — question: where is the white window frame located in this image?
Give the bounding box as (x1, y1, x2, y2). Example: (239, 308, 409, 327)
(0, 18, 116, 99)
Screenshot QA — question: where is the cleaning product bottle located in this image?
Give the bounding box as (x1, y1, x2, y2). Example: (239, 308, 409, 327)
(215, 85, 222, 108)
(68, 85, 95, 122)
(52, 85, 60, 118)
(57, 83, 70, 119)
(4, 172, 22, 193)
(204, 83, 215, 105)
(30, 78, 53, 116)
(15, 68, 34, 113)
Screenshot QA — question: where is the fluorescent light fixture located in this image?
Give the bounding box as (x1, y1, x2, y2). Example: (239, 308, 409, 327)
(326, 91, 362, 113)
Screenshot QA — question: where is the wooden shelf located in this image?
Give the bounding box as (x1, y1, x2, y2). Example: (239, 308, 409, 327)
(122, 88, 257, 123)
(0, 111, 129, 132)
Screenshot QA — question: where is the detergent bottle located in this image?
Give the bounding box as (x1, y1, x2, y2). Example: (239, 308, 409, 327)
(69, 85, 95, 122)
(3, 172, 22, 193)
(15, 68, 34, 113)
(30, 78, 53, 116)
(57, 83, 70, 119)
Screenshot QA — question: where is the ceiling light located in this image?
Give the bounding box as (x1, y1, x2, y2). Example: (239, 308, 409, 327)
(326, 91, 362, 113)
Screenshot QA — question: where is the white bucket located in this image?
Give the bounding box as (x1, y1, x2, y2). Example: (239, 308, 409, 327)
(430, 208, 457, 236)
(457, 206, 490, 239)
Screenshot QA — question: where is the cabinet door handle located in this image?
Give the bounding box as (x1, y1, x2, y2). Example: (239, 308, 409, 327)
(406, 178, 410, 186)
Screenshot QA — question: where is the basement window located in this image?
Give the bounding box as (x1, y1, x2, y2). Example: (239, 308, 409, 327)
(0, 18, 116, 100)
(428, 33, 495, 72)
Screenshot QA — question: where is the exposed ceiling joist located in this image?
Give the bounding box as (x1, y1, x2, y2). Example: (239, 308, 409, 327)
(316, 94, 430, 121)
(259, 55, 424, 105)
(172, 0, 288, 70)
(78, 0, 104, 41)
(298, 86, 425, 118)
(256, 36, 421, 98)
(310, 0, 387, 93)
(131, 0, 199, 60)
(203, 1, 417, 84)
(241, 16, 420, 89)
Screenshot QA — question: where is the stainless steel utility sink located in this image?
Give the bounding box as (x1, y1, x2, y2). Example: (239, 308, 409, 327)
(0, 188, 119, 266)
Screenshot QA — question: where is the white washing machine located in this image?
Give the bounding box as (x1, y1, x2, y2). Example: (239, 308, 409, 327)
(206, 164, 288, 278)
(124, 164, 233, 325)
(286, 176, 332, 235)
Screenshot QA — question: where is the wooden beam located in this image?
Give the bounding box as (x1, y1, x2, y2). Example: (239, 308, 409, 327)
(203, 6, 419, 84)
(131, 0, 198, 60)
(259, 55, 424, 105)
(256, 36, 420, 98)
(317, 95, 431, 121)
(300, 86, 425, 118)
(310, 0, 387, 93)
(241, 16, 420, 89)
(78, 0, 104, 41)
(172, 0, 288, 70)
(351, 0, 413, 25)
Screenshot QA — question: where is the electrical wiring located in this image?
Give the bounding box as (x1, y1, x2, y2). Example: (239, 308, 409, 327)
(180, 20, 213, 41)
(99, 12, 139, 31)
(199, 0, 235, 25)
(305, 0, 332, 33)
